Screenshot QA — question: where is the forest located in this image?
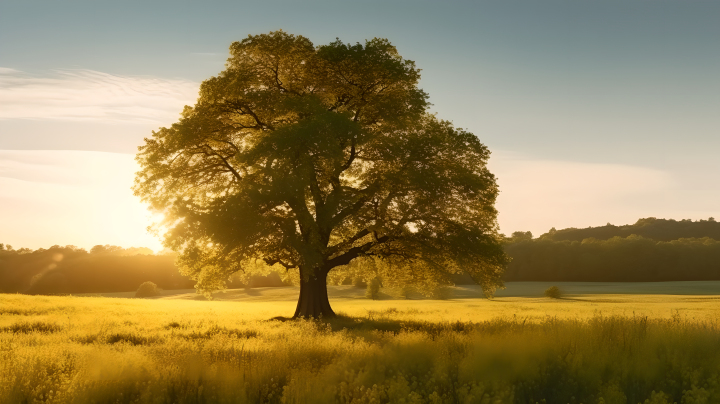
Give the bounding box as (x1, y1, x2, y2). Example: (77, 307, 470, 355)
(0, 244, 191, 294)
(503, 217, 720, 282)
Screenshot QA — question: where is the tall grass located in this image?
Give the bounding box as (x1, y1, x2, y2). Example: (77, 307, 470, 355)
(2, 295, 720, 403)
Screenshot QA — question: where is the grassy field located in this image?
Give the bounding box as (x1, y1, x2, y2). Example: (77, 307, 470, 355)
(3, 282, 720, 403)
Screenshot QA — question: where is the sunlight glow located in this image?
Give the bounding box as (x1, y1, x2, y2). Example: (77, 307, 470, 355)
(0, 150, 163, 251)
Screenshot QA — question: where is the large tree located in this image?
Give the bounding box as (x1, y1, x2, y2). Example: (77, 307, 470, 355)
(134, 31, 508, 318)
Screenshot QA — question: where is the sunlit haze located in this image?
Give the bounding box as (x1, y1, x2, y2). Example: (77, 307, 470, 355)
(1, 1, 718, 251)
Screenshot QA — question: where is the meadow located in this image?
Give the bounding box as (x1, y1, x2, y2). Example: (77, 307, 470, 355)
(3, 282, 720, 404)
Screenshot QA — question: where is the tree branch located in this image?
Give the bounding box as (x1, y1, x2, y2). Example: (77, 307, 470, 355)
(225, 101, 276, 131)
(263, 257, 297, 270)
(195, 144, 243, 182)
(307, 160, 325, 212)
(339, 138, 356, 172)
(326, 228, 370, 257)
(328, 196, 370, 229)
(325, 235, 390, 269)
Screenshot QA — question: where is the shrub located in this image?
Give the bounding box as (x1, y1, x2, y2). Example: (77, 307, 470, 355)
(365, 277, 381, 299)
(135, 281, 161, 298)
(545, 285, 562, 299)
(431, 286, 453, 300)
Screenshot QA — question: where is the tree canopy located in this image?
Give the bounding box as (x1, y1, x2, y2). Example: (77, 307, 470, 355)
(134, 31, 508, 318)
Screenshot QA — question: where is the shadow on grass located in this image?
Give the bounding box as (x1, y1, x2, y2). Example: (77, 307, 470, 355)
(0, 321, 63, 334)
(267, 310, 506, 337)
(328, 315, 476, 336)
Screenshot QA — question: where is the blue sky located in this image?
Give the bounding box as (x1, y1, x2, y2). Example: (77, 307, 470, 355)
(1, 0, 718, 250)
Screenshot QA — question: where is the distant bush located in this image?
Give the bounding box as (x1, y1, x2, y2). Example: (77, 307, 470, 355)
(135, 281, 161, 298)
(365, 277, 381, 299)
(431, 286, 453, 300)
(544, 286, 562, 299)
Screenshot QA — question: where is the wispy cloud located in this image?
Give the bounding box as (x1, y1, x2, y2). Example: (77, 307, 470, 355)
(0, 68, 199, 124)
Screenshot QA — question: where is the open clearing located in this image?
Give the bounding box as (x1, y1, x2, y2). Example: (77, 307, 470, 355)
(4, 282, 720, 403)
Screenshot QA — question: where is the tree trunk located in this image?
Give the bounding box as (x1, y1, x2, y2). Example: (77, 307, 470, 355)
(293, 269, 336, 319)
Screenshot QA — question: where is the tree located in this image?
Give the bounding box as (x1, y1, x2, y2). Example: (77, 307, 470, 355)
(134, 31, 508, 318)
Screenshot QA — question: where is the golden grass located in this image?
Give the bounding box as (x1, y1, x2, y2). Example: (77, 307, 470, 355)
(3, 283, 720, 403)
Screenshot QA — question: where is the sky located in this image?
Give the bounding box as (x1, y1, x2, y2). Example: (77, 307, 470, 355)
(1, 0, 718, 251)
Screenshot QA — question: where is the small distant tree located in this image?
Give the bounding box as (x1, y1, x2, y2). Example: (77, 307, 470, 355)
(135, 281, 161, 298)
(366, 277, 382, 300)
(544, 286, 562, 299)
(134, 31, 508, 318)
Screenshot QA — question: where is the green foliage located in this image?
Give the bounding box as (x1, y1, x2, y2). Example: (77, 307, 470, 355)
(227, 263, 292, 289)
(544, 286, 561, 299)
(135, 281, 161, 298)
(504, 235, 720, 282)
(133, 31, 508, 313)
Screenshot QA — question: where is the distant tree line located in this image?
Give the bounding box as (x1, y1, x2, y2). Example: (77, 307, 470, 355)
(0, 244, 290, 295)
(504, 218, 720, 282)
(537, 217, 719, 242)
(0, 244, 193, 294)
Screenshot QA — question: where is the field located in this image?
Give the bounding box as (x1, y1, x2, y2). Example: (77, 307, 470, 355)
(3, 282, 720, 404)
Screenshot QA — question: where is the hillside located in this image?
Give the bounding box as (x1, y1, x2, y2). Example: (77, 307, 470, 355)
(537, 217, 720, 242)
